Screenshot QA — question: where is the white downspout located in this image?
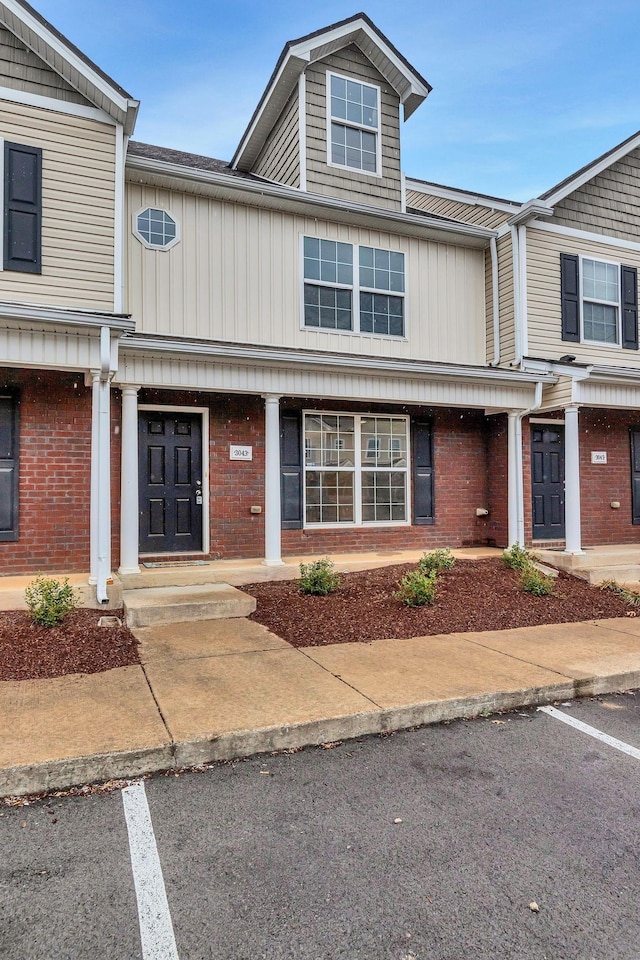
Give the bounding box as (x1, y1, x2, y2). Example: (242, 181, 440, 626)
(508, 380, 543, 547)
(515, 380, 543, 545)
(511, 225, 521, 363)
(96, 325, 114, 603)
(490, 236, 500, 365)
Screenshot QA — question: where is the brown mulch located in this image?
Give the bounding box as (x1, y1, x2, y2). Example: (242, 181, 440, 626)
(245, 558, 632, 647)
(0, 608, 140, 681)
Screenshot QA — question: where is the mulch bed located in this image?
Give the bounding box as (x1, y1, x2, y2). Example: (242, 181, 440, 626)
(245, 558, 632, 647)
(0, 608, 140, 681)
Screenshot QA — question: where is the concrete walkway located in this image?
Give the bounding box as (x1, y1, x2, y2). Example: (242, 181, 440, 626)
(3, 613, 640, 798)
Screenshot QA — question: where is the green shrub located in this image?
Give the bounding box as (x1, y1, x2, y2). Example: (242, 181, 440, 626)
(418, 548, 456, 574)
(520, 566, 555, 597)
(601, 579, 640, 607)
(299, 558, 340, 596)
(394, 569, 438, 607)
(502, 542, 532, 571)
(24, 575, 80, 627)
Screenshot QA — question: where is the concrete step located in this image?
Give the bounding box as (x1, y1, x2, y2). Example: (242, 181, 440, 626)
(123, 583, 256, 628)
(575, 565, 640, 586)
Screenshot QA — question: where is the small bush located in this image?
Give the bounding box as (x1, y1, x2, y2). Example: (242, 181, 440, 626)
(24, 575, 80, 627)
(502, 542, 532, 571)
(394, 569, 438, 607)
(520, 566, 555, 597)
(299, 558, 340, 596)
(418, 548, 456, 574)
(601, 579, 640, 607)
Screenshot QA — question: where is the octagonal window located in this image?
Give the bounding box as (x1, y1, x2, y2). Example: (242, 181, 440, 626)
(134, 207, 179, 250)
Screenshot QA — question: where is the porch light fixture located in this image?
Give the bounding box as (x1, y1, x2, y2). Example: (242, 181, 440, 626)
(558, 354, 576, 363)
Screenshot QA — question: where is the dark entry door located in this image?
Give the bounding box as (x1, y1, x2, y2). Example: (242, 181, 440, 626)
(531, 424, 565, 539)
(631, 429, 640, 524)
(139, 411, 203, 553)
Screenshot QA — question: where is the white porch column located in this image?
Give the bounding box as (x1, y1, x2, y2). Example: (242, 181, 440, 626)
(564, 404, 584, 555)
(507, 411, 520, 547)
(119, 385, 140, 575)
(263, 394, 284, 566)
(89, 372, 100, 584)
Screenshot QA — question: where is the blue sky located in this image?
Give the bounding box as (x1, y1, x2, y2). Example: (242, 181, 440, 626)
(36, 0, 640, 200)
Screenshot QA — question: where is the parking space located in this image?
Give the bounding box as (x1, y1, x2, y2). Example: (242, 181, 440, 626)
(3, 694, 640, 959)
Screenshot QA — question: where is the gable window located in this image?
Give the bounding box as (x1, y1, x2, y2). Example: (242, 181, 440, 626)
(561, 253, 638, 349)
(4, 141, 42, 274)
(133, 207, 179, 250)
(303, 237, 405, 337)
(327, 73, 380, 175)
(303, 413, 409, 526)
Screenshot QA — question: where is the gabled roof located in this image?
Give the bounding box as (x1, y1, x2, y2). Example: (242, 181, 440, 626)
(406, 176, 521, 214)
(539, 126, 640, 206)
(231, 13, 431, 172)
(0, 0, 139, 133)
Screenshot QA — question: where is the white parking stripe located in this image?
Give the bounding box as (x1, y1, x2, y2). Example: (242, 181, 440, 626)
(122, 781, 179, 960)
(539, 705, 640, 761)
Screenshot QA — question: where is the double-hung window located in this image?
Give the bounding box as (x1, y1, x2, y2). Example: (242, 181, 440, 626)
(582, 257, 619, 344)
(303, 412, 409, 526)
(303, 237, 405, 336)
(328, 72, 380, 175)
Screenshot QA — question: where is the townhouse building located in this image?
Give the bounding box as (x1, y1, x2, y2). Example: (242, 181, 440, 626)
(0, 0, 637, 600)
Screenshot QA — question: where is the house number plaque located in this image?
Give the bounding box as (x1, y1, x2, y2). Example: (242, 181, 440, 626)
(230, 445, 253, 461)
(591, 451, 607, 464)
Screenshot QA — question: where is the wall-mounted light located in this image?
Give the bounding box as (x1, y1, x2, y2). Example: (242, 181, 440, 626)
(559, 355, 576, 363)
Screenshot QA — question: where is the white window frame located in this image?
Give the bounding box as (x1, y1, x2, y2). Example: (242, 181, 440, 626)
(132, 206, 180, 251)
(580, 254, 622, 348)
(325, 71, 382, 179)
(299, 235, 407, 339)
(302, 411, 411, 529)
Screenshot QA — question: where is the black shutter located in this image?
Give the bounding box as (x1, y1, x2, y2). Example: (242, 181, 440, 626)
(0, 392, 19, 541)
(621, 265, 639, 350)
(560, 253, 580, 342)
(4, 141, 42, 274)
(280, 412, 303, 529)
(412, 419, 434, 525)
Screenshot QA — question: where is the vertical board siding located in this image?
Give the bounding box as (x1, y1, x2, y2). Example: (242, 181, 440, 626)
(253, 88, 300, 187)
(0, 101, 116, 309)
(0, 26, 88, 104)
(551, 148, 640, 243)
(305, 45, 402, 211)
(527, 227, 640, 366)
(125, 184, 486, 365)
(406, 189, 512, 229)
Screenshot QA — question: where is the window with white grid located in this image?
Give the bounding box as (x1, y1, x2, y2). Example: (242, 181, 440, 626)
(327, 72, 380, 175)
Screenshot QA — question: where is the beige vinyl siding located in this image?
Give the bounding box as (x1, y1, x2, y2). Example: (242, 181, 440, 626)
(539, 376, 574, 411)
(305, 45, 401, 211)
(0, 26, 89, 104)
(406, 189, 512, 229)
(527, 227, 640, 367)
(0, 100, 115, 309)
(551, 147, 640, 243)
(126, 183, 487, 365)
(496, 232, 515, 365)
(252, 88, 300, 187)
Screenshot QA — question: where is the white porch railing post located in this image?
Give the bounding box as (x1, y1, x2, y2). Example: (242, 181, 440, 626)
(564, 404, 584, 555)
(507, 411, 520, 547)
(89, 372, 100, 584)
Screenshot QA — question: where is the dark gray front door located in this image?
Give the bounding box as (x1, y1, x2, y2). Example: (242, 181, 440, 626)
(531, 424, 565, 540)
(138, 411, 203, 553)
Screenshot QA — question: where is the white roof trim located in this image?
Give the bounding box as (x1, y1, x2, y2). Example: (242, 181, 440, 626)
(0, 0, 138, 133)
(406, 178, 520, 214)
(232, 17, 430, 171)
(0, 300, 135, 331)
(543, 130, 640, 206)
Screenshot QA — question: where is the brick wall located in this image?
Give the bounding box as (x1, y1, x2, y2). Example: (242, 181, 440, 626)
(579, 409, 640, 546)
(0, 369, 93, 575)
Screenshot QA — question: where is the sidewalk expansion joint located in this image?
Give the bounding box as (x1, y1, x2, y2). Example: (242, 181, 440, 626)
(456, 634, 576, 683)
(296, 647, 385, 711)
(140, 662, 176, 752)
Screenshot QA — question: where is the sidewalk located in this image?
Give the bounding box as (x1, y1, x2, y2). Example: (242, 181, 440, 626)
(3, 612, 640, 798)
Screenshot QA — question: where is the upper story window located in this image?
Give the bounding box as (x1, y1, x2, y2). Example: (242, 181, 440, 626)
(560, 253, 638, 350)
(133, 207, 179, 250)
(327, 72, 380, 175)
(302, 237, 405, 337)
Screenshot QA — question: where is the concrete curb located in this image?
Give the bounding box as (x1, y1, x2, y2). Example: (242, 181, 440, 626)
(5, 672, 637, 799)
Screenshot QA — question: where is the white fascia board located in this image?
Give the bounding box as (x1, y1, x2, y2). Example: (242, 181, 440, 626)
(0, 300, 135, 331)
(507, 199, 554, 226)
(542, 130, 640, 206)
(530, 218, 640, 254)
(587, 364, 640, 383)
(0, 84, 116, 124)
(521, 357, 592, 381)
(120, 333, 556, 386)
(0, 0, 137, 127)
(405, 178, 520, 215)
(125, 154, 496, 247)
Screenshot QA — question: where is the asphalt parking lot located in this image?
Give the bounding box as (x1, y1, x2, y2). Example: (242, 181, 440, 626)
(3, 693, 640, 960)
